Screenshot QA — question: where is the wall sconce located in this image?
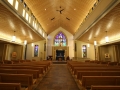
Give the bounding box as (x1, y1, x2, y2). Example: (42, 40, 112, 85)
(24, 40, 27, 45)
(31, 43, 34, 46)
(12, 31, 16, 42)
(87, 43, 90, 47)
(105, 31, 109, 43)
(87, 40, 90, 47)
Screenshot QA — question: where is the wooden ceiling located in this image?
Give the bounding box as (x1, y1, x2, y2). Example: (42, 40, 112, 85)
(24, 0, 97, 34)
(79, 3, 120, 45)
(0, 3, 43, 44)
(1, 0, 120, 45)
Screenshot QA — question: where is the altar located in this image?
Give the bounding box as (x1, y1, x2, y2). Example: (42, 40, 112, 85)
(56, 56, 64, 61)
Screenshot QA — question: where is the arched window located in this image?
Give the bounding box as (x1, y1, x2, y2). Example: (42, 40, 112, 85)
(54, 32, 67, 46)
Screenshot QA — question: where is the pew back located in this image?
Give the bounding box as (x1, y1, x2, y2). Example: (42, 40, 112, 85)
(74, 67, 120, 75)
(77, 71, 120, 80)
(81, 76, 120, 89)
(0, 73, 33, 87)
(0, 66, 43, 74)
(0, 83, 21, 90)
(91, 85, 120, 90)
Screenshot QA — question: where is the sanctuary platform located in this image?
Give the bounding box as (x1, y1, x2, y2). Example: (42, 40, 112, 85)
(52, 61, 67, 64)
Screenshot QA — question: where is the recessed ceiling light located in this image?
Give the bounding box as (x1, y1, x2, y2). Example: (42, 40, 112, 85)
(74, 8, 76, 10)
(45, 9, 46, 10)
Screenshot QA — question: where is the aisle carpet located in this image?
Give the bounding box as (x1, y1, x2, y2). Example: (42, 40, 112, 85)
(34, 64, 80, 90)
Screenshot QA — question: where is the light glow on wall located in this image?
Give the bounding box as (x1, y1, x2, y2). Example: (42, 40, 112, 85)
(8, 20, 15, 29)
(22, 9, 25, 17)
(33, 21, 35, 27)
(21, 27, 26, 35)
(8, 0, 14, 6)
(95, 26, 101, 36)
(26, 12, 29, 21)
(15, 0, 19, 10)
(29, 16, 31, 23)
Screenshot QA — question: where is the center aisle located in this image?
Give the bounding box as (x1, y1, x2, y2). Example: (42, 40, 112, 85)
(35, 64, 80, 90)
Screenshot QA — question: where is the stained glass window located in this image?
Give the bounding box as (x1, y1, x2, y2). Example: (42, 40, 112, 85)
(82, 45, 87, 58)
(34, 45, 39, 57)
(54, 32, 67, 46)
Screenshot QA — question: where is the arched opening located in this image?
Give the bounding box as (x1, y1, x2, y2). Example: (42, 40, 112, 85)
(54, 31, 67, 46)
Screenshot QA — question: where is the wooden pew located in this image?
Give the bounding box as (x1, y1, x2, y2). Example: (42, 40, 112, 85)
(91, 85, 120, 90)
(81, 76, 120, 89)
(0, 83, 21, 90)
(67, 61, 109, 70)
(73, 67, 120, 75)
(3, 60, 13, 64)
(11, 60, 21, 64)
(108, 62, 118, 66)
(1, 64, 48, 72)
(0, 61, 4, 64)
(22, 61, 51, 69)
(70, 64, 107, 71)
(85, 60, 90, 62)
(0, 66, 44, 75)
(0, 73, 33, 90)
(77, 71, 120, 80)
(0, 69, 39, 79)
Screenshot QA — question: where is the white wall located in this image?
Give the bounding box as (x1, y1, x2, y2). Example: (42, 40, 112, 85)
(76, 41, 95, 60)
(26, 40, 45, 61)
(47, 27, 74, 59)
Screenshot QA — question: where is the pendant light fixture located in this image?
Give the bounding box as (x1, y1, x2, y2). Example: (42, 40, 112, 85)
(94, 41, 97, 45)
(12, 31, 16, 42)
(94, 37, 97, 45)
(24, 36, 27, 45)
(105, 31, 109, 43)
(24, 40, 27, 45)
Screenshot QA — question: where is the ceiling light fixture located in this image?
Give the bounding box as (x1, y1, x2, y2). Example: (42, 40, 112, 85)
(74, 8, 76, 10)
(105, 31, 109, 43)
(12, 31, 16, 42)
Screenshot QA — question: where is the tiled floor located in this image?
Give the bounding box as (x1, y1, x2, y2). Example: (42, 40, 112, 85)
(34, 64, 80, 90)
